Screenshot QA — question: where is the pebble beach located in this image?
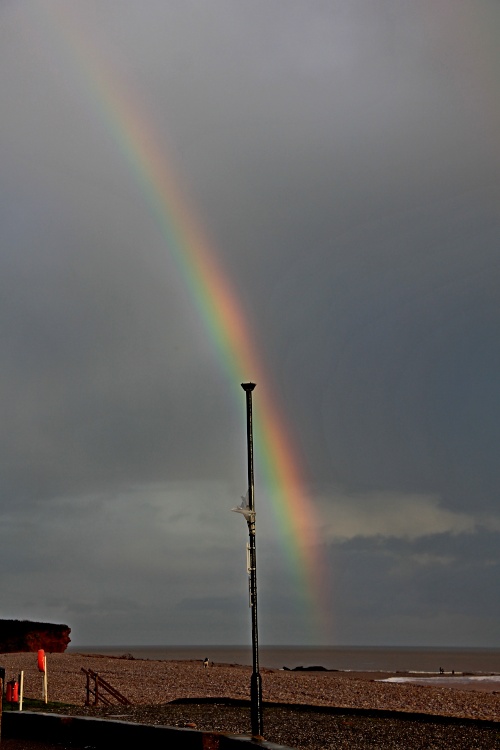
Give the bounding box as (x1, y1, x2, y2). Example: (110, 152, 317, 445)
(1, 652, 499, 749)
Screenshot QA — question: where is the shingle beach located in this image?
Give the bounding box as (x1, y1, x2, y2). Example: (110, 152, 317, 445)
(1, 652, 499, 749)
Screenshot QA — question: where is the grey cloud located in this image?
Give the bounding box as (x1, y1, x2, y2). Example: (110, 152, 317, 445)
(0, 0, 499, 646)
(321, 490, 477, 540)
(330, 530, 500, 644)
(176, 595, 244, 612)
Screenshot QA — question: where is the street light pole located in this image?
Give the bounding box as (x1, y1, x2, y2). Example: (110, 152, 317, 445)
(241, 382, 263, 739)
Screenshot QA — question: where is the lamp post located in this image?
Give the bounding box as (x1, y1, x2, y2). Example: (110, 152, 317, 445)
(240, 382, 263, 739)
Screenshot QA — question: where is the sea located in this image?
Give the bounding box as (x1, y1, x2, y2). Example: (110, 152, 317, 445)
(68, 645, 500, 678)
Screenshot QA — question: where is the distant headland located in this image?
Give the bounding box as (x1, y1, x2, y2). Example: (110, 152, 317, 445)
(0, 619, 71, 653)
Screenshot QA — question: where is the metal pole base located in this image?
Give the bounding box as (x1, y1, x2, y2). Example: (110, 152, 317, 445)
(250, 671, 264, 739)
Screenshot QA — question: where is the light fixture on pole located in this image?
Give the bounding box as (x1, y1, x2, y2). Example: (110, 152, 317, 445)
(232, 382, 263, 739)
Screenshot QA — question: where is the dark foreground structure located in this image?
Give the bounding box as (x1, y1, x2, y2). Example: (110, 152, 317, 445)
(1, 711, 292, 749)
(2, 703, 500, 750)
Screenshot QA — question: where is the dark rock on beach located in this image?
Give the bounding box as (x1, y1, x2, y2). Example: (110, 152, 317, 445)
(283, 665, 332, 671)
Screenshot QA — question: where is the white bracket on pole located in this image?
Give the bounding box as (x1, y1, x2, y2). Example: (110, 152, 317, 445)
(231, 492, 255, 523)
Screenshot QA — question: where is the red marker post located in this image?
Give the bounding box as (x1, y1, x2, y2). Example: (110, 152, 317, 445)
(37, 650, 48, 703)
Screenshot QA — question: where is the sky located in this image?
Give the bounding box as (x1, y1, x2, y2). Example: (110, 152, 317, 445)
(1, 0, 499, 648)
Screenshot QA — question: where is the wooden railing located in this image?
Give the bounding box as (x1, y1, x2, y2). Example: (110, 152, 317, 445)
(81, 668, 131, 707)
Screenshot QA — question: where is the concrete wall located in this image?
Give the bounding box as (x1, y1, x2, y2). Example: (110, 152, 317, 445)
(2, 711, 294, 749)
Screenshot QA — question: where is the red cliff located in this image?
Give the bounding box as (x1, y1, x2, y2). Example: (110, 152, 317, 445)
(0, 619, 71, 653)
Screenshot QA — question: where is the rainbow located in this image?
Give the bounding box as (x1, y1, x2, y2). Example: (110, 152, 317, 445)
(39, 1, 331, 642)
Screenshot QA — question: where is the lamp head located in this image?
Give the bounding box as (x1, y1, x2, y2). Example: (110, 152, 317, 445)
(241, 382, 256, 392)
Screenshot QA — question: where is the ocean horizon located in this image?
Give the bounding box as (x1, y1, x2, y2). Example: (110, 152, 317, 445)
(68, 644, 500, 675)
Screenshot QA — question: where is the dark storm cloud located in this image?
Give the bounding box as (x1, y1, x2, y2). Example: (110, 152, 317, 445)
(331, 530, 500, 645)
(278, 192, 500, 509)
(0, 0, 499, 645)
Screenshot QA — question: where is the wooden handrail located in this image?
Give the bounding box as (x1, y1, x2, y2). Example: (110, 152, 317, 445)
(81, 667, 131, 706)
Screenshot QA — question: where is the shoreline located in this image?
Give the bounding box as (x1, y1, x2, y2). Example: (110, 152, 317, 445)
(1, 653, 499, 750)
(0, 652, 499, 721)
(69, 651, 500, 695)
(66, 644, 500, 673)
